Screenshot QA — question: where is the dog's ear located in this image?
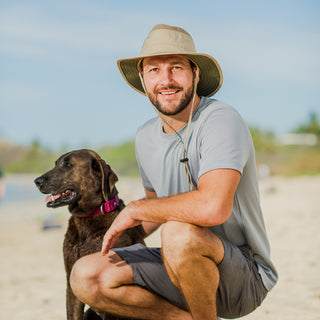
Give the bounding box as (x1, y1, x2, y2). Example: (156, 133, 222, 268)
(91, 157, 118, 201)
(105, 163, 118, 194)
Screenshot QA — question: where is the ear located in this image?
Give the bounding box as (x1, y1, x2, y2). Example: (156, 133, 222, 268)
(106, 164, 118, 194)
(91, 157, 118, 201)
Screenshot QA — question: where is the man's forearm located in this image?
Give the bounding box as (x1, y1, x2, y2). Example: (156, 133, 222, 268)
(130, 169, 240, 228)
(130, 190, 226, 228)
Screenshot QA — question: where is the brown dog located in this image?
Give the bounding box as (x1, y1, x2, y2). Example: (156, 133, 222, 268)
(34, 149, 145, 320)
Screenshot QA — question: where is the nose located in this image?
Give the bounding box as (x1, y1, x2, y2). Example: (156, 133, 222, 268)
(34, 176, 44, 189)
(159, 68, 174, 85)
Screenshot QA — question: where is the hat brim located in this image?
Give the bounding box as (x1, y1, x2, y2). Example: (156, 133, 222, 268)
(117, 53, 223, 97)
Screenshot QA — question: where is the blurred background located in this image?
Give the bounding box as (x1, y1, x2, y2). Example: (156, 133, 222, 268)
(0, 1, 319, 319)
(0, 0, 319, 181)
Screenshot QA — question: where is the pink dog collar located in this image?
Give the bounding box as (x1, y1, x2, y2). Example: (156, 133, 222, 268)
(80, 195, 120, 218)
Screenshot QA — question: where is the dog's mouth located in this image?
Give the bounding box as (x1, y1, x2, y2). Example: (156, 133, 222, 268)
(45, 189, 77, 208)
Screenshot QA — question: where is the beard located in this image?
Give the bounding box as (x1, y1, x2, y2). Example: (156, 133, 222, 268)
(147, 80, 195, 116)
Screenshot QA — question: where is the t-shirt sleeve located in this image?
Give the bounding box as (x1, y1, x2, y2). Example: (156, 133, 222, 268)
(197, 107, 252, 179)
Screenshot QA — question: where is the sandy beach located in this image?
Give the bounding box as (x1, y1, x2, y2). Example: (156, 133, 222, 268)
(0, 174, 319, 319)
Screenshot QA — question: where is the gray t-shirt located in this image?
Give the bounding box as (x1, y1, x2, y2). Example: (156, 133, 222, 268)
(135, 97, 278, 291)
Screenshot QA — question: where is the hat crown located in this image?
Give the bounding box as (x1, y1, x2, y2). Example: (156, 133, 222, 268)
(141, 24, 197, 56)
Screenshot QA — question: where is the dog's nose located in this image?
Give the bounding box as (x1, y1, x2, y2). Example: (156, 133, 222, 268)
(34, 177, 44, 188)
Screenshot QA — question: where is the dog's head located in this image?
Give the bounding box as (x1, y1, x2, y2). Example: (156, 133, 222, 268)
(34, 149, 118, 215)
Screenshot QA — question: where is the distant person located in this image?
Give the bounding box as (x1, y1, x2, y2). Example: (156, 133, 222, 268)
(0, 167, 5, 203)
(71, 24, 278, 319)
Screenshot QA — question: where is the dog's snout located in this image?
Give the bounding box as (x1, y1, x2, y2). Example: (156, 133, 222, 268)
(34, 176, 45, 189)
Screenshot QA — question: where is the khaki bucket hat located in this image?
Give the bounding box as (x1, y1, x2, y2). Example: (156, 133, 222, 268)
(117, 24, 223, 97)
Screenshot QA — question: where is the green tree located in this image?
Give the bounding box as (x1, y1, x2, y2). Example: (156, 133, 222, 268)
(293, 111, 320, 137)
(249, 127, 277, 152)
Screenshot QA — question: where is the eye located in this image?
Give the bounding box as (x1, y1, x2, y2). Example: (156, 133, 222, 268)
(172, 65, 182, 71)
(149, 67, 159, 73)
(64, 161, 73, 168)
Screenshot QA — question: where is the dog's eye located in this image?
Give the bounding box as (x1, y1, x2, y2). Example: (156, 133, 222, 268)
(64, 162, 73, 168)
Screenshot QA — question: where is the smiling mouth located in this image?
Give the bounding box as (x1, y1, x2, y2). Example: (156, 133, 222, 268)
(45, 189, 77, 208)
(157, 86, 182, 96)
(159, 90, 179, 95)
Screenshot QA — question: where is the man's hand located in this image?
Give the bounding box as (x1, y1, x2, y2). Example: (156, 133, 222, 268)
(101, 204, 142, 256)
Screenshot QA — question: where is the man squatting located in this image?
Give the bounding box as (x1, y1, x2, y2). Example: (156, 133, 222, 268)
(70, 24, 278, 320)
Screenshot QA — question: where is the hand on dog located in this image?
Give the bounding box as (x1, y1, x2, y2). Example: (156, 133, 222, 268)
(101, 204, 142, 256)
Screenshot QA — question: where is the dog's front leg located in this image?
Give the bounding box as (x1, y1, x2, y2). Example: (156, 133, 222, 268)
(66, 282, 85, 320)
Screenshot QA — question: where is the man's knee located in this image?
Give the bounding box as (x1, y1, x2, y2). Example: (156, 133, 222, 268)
(161, 221, 224, 265)
(161, 221, 203, 268)
(70, 251, 134, 305)
(162, 221, 199, 251)
(70, 253, 102, 303)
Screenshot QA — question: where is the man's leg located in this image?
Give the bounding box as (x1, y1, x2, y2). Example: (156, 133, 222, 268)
(161, 221, 224, 320)
(70, 251, 192, 320)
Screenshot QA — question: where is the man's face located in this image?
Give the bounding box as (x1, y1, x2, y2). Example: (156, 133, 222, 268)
(142, 55, 196, 116)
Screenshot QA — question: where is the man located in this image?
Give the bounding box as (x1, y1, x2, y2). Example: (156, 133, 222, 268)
(71, 24, 277, 319)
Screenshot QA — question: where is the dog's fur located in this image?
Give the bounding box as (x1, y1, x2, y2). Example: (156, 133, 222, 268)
(34, 149, 145, 320)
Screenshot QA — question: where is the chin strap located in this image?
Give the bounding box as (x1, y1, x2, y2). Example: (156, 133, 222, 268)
(79, 195, 120, 218)
(139, 66, 199, 191)
(180, 67, 199, 190)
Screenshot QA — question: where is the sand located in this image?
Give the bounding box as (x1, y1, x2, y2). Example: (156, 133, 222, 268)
(0, 174, 319, 319)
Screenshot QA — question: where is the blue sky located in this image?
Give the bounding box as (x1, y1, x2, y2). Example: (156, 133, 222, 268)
(1, 0, 319, 150)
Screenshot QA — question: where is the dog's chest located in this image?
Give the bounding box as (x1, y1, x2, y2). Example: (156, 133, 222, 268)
(63, 217, 107, 261)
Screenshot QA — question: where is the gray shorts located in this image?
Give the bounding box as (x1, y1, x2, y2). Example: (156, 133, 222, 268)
(112, 238, 267, 318)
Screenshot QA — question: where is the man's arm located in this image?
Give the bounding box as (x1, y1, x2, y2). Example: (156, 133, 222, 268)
(136, 168, 240, 226)
(101, 168, 240, 255)
(140, 189, 161, 238)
